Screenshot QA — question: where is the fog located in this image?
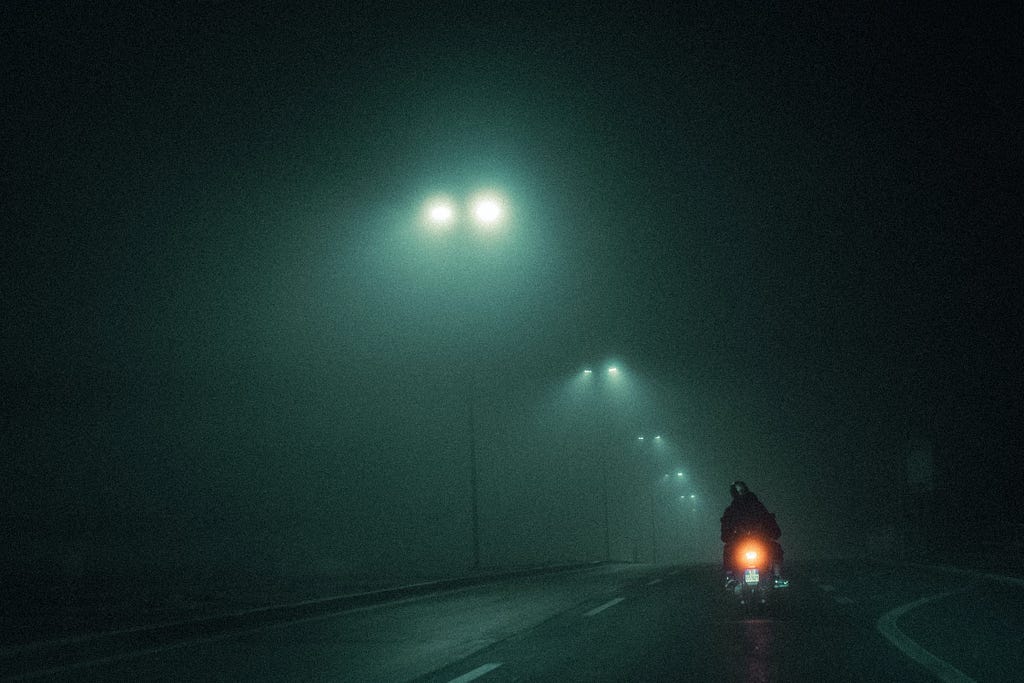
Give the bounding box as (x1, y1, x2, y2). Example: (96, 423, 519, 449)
(3, 3, 1021, 588)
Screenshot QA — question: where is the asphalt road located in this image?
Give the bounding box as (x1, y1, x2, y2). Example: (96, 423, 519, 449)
(6, 561, 1022, 682)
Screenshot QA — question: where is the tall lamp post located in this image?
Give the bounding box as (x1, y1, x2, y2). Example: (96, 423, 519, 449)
(637, 434, 663, 562)
(424, 191, 507, 570)
(574, 363, 626, 562)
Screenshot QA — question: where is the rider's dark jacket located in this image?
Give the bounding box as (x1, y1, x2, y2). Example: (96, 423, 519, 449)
(720, 492, 781, 544)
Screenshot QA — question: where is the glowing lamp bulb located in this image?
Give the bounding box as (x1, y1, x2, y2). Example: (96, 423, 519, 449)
(429, 203, 453, 223)
(471, 195, 504, 226)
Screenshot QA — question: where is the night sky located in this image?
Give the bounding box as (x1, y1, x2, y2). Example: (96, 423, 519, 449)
(3, 2, 1021, 579)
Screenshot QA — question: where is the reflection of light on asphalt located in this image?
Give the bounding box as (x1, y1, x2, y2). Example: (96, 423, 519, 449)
(743, 619, 775, 683)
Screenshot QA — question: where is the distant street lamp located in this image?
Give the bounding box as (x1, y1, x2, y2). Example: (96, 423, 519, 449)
(570, 361, 629, 561)
(635, 434, 659, 562)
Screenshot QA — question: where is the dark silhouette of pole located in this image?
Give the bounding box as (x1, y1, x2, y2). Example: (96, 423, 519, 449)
(650, 489, 658, 563)
(469, 398, 480, 569)
(602, 451, 611, 561)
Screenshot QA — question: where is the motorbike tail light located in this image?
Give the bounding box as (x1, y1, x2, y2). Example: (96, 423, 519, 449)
(736, 541, 765, 567)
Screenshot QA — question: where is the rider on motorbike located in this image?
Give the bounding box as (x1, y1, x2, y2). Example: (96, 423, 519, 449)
(721, 480, 788, 588)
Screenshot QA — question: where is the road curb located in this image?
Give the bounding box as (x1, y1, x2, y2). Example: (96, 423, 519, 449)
(866, 557, 1024, 588)
(902, 561, 1024, 588)
(2, 562, 602, 678)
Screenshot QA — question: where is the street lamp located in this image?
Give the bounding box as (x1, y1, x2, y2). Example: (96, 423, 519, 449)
(569, 360, 630, 562)
(421, 189, 510, 570)
(423, 192, 507, 235)
(636, 433, 664, 562)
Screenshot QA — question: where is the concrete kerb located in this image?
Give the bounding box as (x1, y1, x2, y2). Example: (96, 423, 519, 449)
(867, 557, 1024, 588)
(1, 561, 605, 670)
(903, 561, 1024, 588)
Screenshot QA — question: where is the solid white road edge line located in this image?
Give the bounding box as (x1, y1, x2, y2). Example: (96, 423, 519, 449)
(447, 662, 503, 683)
(10, 593, 470, 681)
(876, 592, 977, 683)
(584, 597, 625, 617)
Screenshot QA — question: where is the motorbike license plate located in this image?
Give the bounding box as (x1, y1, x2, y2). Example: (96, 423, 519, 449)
(743, 568, 760, 585)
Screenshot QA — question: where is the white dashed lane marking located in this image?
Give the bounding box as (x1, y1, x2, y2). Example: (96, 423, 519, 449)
(447, 662, 503, 683)
(584, 597, 625, 617)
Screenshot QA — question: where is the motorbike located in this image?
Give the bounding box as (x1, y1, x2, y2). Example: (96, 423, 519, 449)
(725, 536, 784, 610)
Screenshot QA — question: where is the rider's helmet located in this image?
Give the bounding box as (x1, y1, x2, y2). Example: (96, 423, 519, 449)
(729, 480, 749, 499)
